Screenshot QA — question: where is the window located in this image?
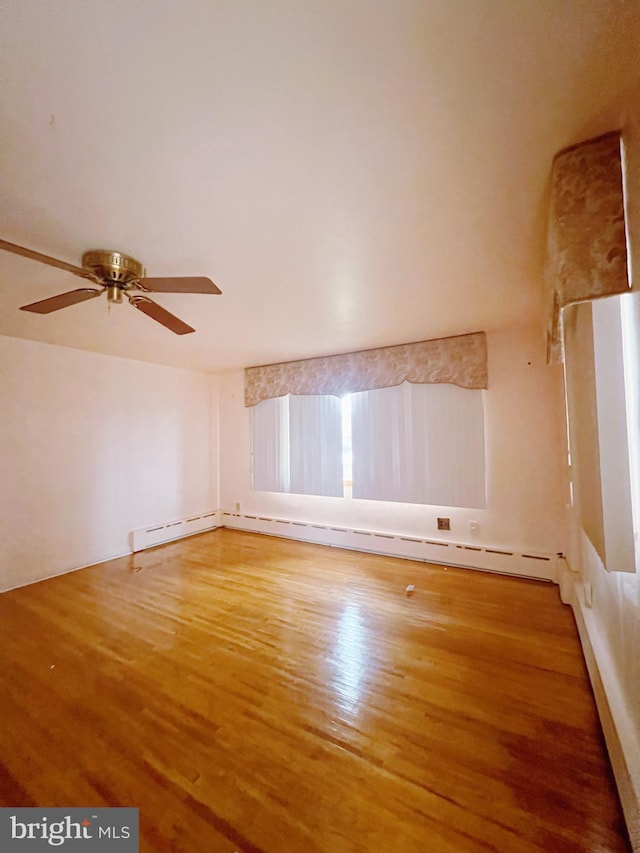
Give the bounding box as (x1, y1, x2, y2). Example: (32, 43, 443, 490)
(350, 383, 485, 508)
(251, 394, 343, 497)
(563, 293, 638, 572)
(251, 383, 486, 508)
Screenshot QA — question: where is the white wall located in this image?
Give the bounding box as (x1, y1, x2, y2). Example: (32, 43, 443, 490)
(0, 334, 219, 591)
(219, 326, 567, 555)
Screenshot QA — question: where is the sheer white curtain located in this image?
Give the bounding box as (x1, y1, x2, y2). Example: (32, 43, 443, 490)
(351, 384, 413, 502)
(289, 395, 343, 497)
(251, 395, 343, 497)
(251, 396, 289, 492)
(410, 383, 485, 508)
(351, 382, 485, 508)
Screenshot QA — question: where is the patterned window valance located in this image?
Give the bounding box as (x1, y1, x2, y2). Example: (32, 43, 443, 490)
(545, 130, 630, 363)
(244, 332, 487, 407)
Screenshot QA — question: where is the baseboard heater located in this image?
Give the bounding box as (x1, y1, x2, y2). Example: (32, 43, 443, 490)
(131, 510, 220, 552)
(221, 512, 558, 582)
(131, 510, 556, 581)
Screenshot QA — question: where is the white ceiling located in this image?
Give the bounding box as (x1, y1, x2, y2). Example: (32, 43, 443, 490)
(0, 0, 638, 373)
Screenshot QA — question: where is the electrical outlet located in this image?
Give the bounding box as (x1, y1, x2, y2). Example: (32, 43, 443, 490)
(437, 517, 450, 531)
(469, 520, 479, 534)
(234, 502, 241, 513)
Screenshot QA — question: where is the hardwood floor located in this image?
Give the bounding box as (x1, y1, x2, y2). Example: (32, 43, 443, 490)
(0, 529, 629, 852)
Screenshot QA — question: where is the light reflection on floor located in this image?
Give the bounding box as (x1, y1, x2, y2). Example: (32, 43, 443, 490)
(331, 601, 369, 716)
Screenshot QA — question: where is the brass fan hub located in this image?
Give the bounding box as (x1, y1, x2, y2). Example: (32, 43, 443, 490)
(82, 249, 145, 285)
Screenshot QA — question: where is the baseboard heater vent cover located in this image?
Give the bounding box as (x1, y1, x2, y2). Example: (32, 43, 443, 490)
(221, 512, 557, 582)
(131, 511, 219, 552)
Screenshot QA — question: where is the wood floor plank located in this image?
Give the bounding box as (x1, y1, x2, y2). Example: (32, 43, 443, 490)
(0, 529, 630, 852)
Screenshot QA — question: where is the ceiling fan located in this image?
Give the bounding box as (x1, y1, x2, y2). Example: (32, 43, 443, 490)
(0, 238, 222, 335)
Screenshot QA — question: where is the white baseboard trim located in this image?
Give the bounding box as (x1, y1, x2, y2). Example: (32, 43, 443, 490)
(220, 511, 558, 581)
(562, 567, 639, 851)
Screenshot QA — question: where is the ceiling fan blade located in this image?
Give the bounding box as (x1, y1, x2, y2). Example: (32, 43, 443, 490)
(137, 276, 221, 294)
(20, 288, 104, 314)
(0, 238, 98, 281)
(129, 296, 195, 335)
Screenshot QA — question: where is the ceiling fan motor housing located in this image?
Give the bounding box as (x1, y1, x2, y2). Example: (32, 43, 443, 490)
(82, 250, 145, 284)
